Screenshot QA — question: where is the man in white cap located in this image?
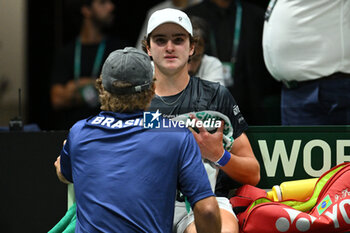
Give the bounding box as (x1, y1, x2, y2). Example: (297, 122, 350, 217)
(54, 47, 221, 233)
(142, 8, 260, 233)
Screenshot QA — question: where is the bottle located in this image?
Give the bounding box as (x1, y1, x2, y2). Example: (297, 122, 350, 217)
(266, 178, 318, 201)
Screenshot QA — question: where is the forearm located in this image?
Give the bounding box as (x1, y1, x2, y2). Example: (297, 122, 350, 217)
(193, 196, 221, 233)
(54, 155, 71, 184)
(57, 170, 71, 184)
(221, 152, 260, 186)
(51, 78, 95, 109)
(217, 132, 260, 186)
(51, 84, 79, 109)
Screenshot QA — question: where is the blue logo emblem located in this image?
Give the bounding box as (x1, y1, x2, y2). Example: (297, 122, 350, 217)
(143, 110, 162, 128)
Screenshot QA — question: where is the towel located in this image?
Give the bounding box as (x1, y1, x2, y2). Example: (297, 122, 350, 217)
(48, 203, 76, 233)
(172, 110, 234, 151)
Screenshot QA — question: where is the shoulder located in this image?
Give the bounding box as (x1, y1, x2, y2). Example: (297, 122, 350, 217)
(191, 77, 228, 97)
(70, 118, 86, 132)
(67, 118, 87, 141)
(190, 76, 221, 89)
(202, 54, 222, 67)
(189, 76, 228, 101)
(187, 77, 232, 110)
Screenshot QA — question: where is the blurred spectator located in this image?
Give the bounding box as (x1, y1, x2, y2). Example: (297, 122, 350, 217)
(50, 0, 130, 130)
(135, 0, 202, 50)
(185, 0, 281, 125)
(188, 16, 225, 85)
(263, 0, 350, 125)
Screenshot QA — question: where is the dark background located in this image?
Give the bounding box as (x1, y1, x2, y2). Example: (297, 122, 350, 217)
(26, 0, 269, 130)
(0, 131, 68, 233)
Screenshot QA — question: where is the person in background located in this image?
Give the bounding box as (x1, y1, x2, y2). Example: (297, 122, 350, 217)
(263, 0, 350, 125)
(54, 47, 221, 233)
(185, 0, 281, 125)
(143, 8, 260, 233)
(50, 0, 129, 130)
(187, 15, 225, 85)
(135, 0, 202, 50)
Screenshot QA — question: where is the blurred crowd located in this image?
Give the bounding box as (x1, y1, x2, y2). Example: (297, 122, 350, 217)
(26, 0, 350, 130)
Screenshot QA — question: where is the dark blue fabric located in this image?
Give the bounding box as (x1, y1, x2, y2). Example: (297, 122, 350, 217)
(60, 111, 213, 233)
(281, 74, 350, 125)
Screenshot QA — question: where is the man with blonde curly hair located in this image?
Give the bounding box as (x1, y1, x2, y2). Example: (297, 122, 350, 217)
(54, 47, 221, 233)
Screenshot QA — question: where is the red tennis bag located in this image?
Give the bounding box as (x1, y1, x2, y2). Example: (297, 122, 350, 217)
(230, 163, 350, 233)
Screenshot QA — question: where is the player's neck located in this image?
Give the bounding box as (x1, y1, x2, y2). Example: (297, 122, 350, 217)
(80, 21, 104, 44)
(154, 67, 190, 97)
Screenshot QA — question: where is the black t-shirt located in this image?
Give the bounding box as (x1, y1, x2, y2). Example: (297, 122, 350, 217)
(149, 77, 248, 196)
(50, 36, 129, 130)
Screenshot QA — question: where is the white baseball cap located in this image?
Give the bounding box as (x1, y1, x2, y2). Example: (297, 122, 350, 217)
(146, 8, 193, 37)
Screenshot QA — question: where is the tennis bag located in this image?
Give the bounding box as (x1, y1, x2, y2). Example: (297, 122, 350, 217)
(230, 162, 350, 233)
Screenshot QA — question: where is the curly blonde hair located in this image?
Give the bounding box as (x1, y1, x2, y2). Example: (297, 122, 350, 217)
(95, 76, 155, 112)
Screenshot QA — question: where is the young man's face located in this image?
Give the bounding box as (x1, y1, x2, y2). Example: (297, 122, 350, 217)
(147, 23, 194, 74)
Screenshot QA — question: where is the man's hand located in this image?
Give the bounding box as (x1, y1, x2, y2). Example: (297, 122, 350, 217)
(54, 155, 71, 184)
(189, 115, 225, 162)
(51, 77, 96, 109)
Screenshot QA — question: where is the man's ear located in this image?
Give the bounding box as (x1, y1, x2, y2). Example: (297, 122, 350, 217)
(146, 45, 152, 57)
(189, 43, 195, 56)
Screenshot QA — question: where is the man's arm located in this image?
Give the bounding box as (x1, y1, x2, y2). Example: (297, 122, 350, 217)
(192, 196, 221, 233)
(51, 77, 95, 110)
(54, 155, 71, 184)
(223, 133, 260, 185)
